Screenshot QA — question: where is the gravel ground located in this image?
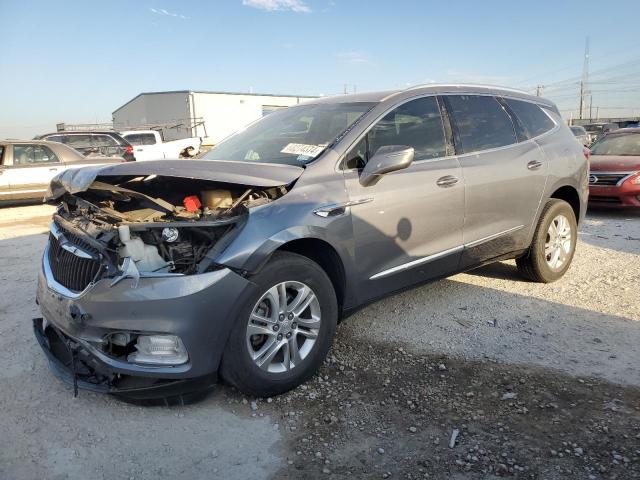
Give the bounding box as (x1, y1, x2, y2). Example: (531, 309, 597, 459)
(0, 203, 638, 479)
(342, 207, 640, 386)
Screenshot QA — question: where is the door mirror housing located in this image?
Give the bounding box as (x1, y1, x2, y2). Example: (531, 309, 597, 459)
(359, 145, 414, 187)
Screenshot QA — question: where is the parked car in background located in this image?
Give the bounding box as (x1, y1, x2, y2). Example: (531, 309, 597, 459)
(119, 130, 201, 161)
(0, 140, 124, 202)
(37, 131, 136, 162)
(583, 122, 619, 145)
(569, 125, 589, 146)
(33, 85, 587, 403)
(588, 128, 640, 208)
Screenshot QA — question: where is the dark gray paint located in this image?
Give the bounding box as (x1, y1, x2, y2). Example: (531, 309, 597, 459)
(36, 84, 588, 389)
(45, 159, 305, 200)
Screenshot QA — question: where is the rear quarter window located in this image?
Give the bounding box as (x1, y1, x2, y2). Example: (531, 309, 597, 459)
(124, 133, 157, 145)
(446, 95, 517, 154)
(65, 135, 93, 148)
(91, 134, 118, 147)
(503, 98, 556, 139)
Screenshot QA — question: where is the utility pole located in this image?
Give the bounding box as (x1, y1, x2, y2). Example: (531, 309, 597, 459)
(579, 36, 590, 120)
(343, 84, 348, 95)
(589, 94, 593, 120)
(579, 81, 584, 120)
(536, 85, 543, 97)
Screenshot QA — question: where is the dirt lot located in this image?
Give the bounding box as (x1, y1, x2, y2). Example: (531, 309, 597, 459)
(0, 204, 638, 480)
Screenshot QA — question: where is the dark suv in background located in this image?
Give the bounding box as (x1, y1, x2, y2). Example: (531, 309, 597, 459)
(34, 85, 587, 403)
(37, 131, 136, 162)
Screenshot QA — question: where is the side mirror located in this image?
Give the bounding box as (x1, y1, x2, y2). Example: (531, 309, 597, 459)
(359, 145, 414, 187)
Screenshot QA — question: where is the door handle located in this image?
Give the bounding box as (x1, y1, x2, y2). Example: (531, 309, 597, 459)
(527, 160, 543, 170)
(436, 175, 459, 188)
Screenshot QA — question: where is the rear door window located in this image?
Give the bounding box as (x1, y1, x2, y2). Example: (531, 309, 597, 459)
(91, 134, 118, 147)
(64, 135, 93, 149)
(446, 95, 517, 153)
(502, 98, 556, 139)
(45, 135, 68, 144)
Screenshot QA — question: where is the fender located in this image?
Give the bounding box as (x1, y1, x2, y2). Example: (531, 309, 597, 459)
(216, 221, 355, 277)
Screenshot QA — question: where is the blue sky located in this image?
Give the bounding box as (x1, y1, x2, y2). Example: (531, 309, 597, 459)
(2, 0, 639, 138)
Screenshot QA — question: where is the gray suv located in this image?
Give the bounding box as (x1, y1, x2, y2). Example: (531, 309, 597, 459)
(33, 85, 588, 403)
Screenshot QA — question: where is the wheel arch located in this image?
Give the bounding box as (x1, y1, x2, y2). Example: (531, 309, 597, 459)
(549, 184, 581, 222)
(276, 238, 347, 314)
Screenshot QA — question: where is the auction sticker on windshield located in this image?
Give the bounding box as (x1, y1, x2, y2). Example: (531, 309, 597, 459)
(281, 143, 324, 157)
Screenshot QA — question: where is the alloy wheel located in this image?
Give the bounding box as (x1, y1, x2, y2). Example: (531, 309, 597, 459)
(246, 281, 321, 373)
(545, 214, 572, 270)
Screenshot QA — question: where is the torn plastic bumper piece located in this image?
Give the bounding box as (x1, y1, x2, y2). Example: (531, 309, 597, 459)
(33, 318, 216, 404)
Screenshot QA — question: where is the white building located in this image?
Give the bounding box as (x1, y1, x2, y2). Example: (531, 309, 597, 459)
(112, 90, 316, 143)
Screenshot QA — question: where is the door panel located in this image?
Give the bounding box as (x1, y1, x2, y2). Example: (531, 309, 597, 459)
(0, 145, 9, 194)
(458, 141, 547, 263)
(443, 94, 548, 264)
(342, 96, 464, 303)
(3, 144, 63, 199)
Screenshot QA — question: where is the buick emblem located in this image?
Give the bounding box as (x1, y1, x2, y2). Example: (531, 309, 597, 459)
(589, 174, 598, 184)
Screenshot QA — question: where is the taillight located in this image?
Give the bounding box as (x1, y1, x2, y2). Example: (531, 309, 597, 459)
(125, 146, 133, 154)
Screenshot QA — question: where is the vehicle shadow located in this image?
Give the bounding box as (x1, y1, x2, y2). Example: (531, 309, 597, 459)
(464, 260, 523, 281)
(341, 273, 640, 386)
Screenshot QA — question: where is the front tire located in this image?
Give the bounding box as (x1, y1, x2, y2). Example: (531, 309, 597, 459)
(516, 199, 577, 283)
(220, 252, 338, 397)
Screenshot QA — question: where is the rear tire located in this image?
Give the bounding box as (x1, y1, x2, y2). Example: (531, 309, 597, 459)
(516, 199, 577, 283)
(220, 252, 338, 397)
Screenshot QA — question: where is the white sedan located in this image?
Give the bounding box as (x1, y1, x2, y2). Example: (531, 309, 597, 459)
(0, 140, 123, 203)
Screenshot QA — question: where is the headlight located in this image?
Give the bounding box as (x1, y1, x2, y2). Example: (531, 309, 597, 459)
(127, 335, 188, 365)
(630, 172, 640, 185)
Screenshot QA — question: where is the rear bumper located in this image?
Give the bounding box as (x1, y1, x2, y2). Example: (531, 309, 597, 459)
(589, 183, 640, 208)
(34, 248, 257, 400)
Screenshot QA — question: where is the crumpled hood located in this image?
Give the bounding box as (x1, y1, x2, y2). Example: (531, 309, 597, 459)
(45, 159, 304, 201)
(590, 155, 640, 172)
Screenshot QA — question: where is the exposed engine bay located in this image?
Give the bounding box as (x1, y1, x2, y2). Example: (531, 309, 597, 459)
(50, 173, 289, 282)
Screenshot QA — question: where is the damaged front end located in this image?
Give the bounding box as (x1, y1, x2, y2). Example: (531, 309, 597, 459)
(46, 164, 292, 290)
(35, 160, 302, 402)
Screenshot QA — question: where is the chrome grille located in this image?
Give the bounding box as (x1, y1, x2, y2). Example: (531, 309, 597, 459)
(47, 231, 102, 292)
(589, 172, 631, 186)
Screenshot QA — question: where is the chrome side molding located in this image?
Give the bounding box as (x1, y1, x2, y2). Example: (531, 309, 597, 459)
(370, 245, 464, 280)
(369, 225, 525, 280)
(313, 197, 374, 218)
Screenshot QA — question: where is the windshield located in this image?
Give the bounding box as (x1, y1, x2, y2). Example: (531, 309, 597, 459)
(204, 102, 375, 165)
(590, 133, 640, 156)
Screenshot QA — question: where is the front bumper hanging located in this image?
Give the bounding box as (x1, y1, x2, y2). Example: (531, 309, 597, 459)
(33, 318, 216, 404)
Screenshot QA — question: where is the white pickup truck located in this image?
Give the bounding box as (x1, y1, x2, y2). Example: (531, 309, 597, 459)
(120, 130, 201, 161)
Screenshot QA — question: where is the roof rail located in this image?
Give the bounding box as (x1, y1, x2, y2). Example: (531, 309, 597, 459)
(403, 83, 531, 95)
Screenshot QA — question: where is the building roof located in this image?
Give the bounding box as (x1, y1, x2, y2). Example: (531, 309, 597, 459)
(112, 90, 318, 115)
